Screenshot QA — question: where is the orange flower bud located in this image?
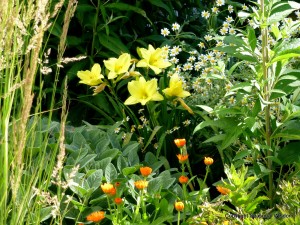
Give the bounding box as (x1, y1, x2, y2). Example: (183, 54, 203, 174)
(216, 186, 231, 195)
(100, 183, 115, 195)
(115, 181, 121, 187)
(179, 175, 189, 184)
(140, 166, 152, 177)
(176, 154, 189, 164)
(174, 201, 184, 211)
(86, 211, 105, 223)
(114, 197, 123, 205)
(174, 139, 186, 148)
(204, 157, 214, 166)
(134, 180, 148, 190)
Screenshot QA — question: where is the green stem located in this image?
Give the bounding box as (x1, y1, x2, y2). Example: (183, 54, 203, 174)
(177, 211, 181, 225)
(261, 0, 273, 207)
(91, 0, 100, 57)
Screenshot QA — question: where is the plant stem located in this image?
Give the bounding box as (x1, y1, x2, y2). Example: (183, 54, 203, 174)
(91, 0, 100, 57)
(177, 212, 181, 225)
(261, 0, 273, 207)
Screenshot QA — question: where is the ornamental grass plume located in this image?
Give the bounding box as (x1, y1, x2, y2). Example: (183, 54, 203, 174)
(174, 138, 186, 148)
(136, 44, 171, 74)
(216, 186, 231, 195)
(177, 154, 189, 164)
(86, 211, 105, 223)
(204, 157, 214, 166)
(77, 63, 104, 86)
(134, 180, 148, 190)
(140, 166, 152, 177)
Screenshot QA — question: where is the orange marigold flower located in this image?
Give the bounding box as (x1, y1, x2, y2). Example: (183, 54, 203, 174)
(216, 186, 231, 195)
(109, 187, 116, 196)
(204, 157, 214, 166)
(179, 175, 189, 184)
(174, 201, 184, 211)
(174, 138, 186, 148)
(114, 197, 123, 205)
(101, 183, 115, 194)
(140, 166, 152, 177)
(177, 154, 189, 164)
(86, 211, 105, 223)
(134, 180, 148, 190)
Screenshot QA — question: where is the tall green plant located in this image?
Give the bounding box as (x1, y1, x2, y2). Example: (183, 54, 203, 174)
(193, 0, 300, 207)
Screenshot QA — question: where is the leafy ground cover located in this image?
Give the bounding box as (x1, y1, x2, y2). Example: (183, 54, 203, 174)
(1, 0, 300, 224)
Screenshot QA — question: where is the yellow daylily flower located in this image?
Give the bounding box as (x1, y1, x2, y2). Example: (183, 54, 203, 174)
(162, 73, 190, 98)
(104, 53, 131, 79)
(124, 76, 164, 105)
(136, 44, 171, 74)
(77, 63, 104, 86)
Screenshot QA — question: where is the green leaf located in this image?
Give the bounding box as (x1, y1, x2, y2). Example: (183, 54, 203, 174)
(79, 154, 97, 168)
(193, 117, 239, 134)
(278, 142, 300, 165)
(105, 3, 151, 24)
(98, 33, 129, 55)
(196, 105, 213, 113)
(148, 0, 175, 21)
(98, 148, 120, 160)
(95, 157, 112, 170)
(105, 163, 118, 183)
(87, 169, 103, 190)
(203, 134, 226, 143)
(151, 215, 174, 225)
(268, 1, 298, 25)
(233, 150, 250, 161)
(122, 166, 138, 176)
(247, 27, 257, 52)
(117, 155, 128, 171)
(40, 207, 53, 222)
(122, 142, 140, 156)
(271, 38, 300, 63)
(143, 126, 162, 151)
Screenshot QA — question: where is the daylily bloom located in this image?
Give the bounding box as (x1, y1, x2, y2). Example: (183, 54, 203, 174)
(162, 73, 190, 98)
(77, 63, 104, 86)
(104, 53, 131, 79)
(136, 44, 171, 74)
(124, 77, 164, 105)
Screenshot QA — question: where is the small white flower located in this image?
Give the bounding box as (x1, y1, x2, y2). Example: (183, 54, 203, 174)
(216, 0, 225, 7)
(226, 16, 234, 23)
(242, 4, 249, 11)
(172, 22, 180, 31)
(204, 35, 213, 41)
(212, 7, 219, 14)
(228, 5, 234, 13)
(201, 11, 210, 19)
(161, 28, 170, 36)
(198, 42, 206, 48)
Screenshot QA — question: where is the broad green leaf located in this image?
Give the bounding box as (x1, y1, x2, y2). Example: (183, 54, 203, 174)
(117, 155, 128, 171)
(151, 215, 174, 225)
(278, 142, 300, 164)
(245, 196, 269, 213)
(148, 0, 175, 21)
(193, 117, 239, 134)
(220, 125, 244, 150)
(98, 148, 120, 160)
(233, 150, 250, 161)
(87, 169, 103, 190)
(95, 157, 112, 170)
(145, 152, 157, 165)
(98, 33, 129, 55)
(122, 142, 139, 156)
(271, 38, 300, 63)
(79, 154, 97, 168)
(105, 3, 151, 24)
(196, 105, 213, 113)
(105, 163, 118, 183)
(229, 82, 252, 93)
(122, 166, 138, 176)
(203, 134, 226, 143)
(268, 1, 297, 24)
(247, 27, 257, 52)
(40, 207, 53, 222)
